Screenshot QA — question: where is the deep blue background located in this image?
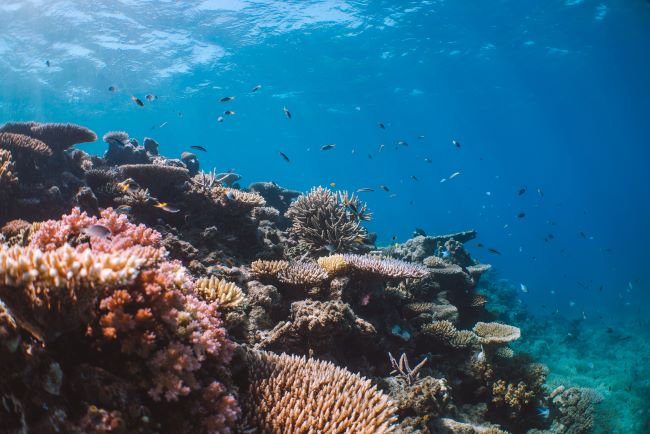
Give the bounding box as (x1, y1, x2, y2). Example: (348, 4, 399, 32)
(1, 0, 649, 318)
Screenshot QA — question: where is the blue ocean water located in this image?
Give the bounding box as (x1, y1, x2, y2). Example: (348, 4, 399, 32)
(1, 0, 649, 431)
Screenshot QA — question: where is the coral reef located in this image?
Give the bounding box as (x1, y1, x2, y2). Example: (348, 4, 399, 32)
(241, 350, 398, 433)
(194, 276, 247, 310)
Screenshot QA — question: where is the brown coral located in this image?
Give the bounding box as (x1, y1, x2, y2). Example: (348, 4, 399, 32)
(277, 261, 328, 286)
(422, 320, 479, 349)
(0, 149, 18, 196)
(28, 122, 97, 151)
(0, 132, 53, 157)
(120, 164, 189, 188)
(492, 380, 535, 413)
(342, 254, 429, 279)
(250, 259, 289, 279)
(194, 276, 246, 310)
(242, 350, 398, 433)
(473, 322, 521, 345)
(211, 186, 266, 209)
(285, 186, 368, 253)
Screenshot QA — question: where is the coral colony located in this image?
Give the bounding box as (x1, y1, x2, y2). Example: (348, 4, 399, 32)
(0, 121, 600, 433)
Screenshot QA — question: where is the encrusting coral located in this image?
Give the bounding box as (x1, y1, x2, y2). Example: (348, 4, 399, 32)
(194, 276, 247, 310)
(241, 350, 398, 433)
(285, 186, 368, 253)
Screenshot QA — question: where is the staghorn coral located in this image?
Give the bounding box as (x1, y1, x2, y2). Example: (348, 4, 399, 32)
(285, 186, 368, 253)
(194, 276, 247, 310)
(120, 164, 189, 189)
(473, 322, 521, 345)
(0, 243, 144, 342)
(422, 320, 479, 349)
(28, 122, 97, 152)
(551, 387, 602, 434)
(317, 253, 347, 275)
(191, 169, 220, 195)
(0, 148, 18, 184)
(342, 253, 429, 279)
(241, 350, 398, 433)
(0, 132, 53, 157)
(250, 259, 289, 279)
(277, 261, 328, 286)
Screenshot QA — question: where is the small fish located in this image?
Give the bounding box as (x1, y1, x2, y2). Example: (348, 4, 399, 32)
(518, 187, 527, 196)
(378, 122, 386, 129)
(278, 151, 290, 162)
(329, 182, 336, 188)
(283, 106, 292, 119)
(358, 212, 372, 222)
(223, 110, 236, 116)
(441, 250, 451, 259)
(397, 140, 408, 147)
(217, 116, 224, 122)
(424, 157, 432, 163)
(569, 301, 576, 307)
(449, 171, 460, 179)
(487, 248, 501, 255)
(220, 96, 236, 102)
(131, 96, 144, 107)
(190, 145, 207, 152)
(391, 235, 397, 242)
(252, 84, 262, 92)
(411, 175, 419, 181)
(145, 94, 158, 101)
(117, 179, 139, 193)
(452, 139, 461, 148)
(154, 202, 180, 213)
(414, 228, 427, 237)
(45, 60, 50, 67)
(115, 205, 132, 214)
(379, 144, 385, 152)
(417, 135, 425, 139)
(367, 154, 372, 159)
(548, 233, 554, 239)
(440, 178, 447, 183)
(356, 188, 374, 193)
(158, 121, 168, 129)
(537, 188, 544, 197)
(520, 283, 528, 293)
(517, 212, 526, 218)
(379, 185, 390, 192)
(108, 85, 117, 92)
(476, 243, 484, 248)
(579, 231, 586, 239)
(324, 244, 337, 253)
(225, 191, 236, 201)
(321, 144, 336, 151)
(83, 224, 111, 238)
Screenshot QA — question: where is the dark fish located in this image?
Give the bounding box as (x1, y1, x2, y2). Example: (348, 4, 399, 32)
(517, 212, 526, 218)
(452, 139, 461, 148)
(537, 188, 544, 197)
(548, 233, 554, 239)
(368, 154, 372, 159)
(108, 85, 117, 92)
(414, 228, 426, 236)
(220, 96, 236, 102)
(252, 84, 262, 92)
(154, 202, 180, 213)
(145, 94, 158, 101)
(117, 179, 139, 194)
(391, 235, 397, 241)
(279, 151, 290, 162)
(321, 144, 336, 151)
(83, 224, 111, 238)
(487, 248, 501, 255)
(476, 243, 484, 248)
(379, 185, 389, 192)
(378, 122, 385, 129)
(223, 110, 236, 116)
(46, 60, 50, 67)
(518, 187, 527, 196)
(283, 106, 292, 119)
(397, 140, 408, 147)
(356, 188, 374, 193)
(579, 231, 586, 239)
(190, 145, 207, 152)
(131, 96, 144, 107)
(424, 157, 432, 163)
(411, 175, 419, 181)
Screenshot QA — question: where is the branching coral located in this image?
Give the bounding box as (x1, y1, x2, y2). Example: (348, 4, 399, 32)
(277, 261, 328, 286)
(551, 387, 602, 434)
(194, 276, 247, 310)
(317, 253, 347, 275)
(0, 149, 18, 198)
(0, 132, 53, 157)
(0, 243, 144, 341)
(241, 350, 398, 433)
(250, 259, 289, 279)
(285, 186, 368, 253)
(492, 380, 535, 413)
(341, 254, 429, 279)
(28, 122, 97, 152)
